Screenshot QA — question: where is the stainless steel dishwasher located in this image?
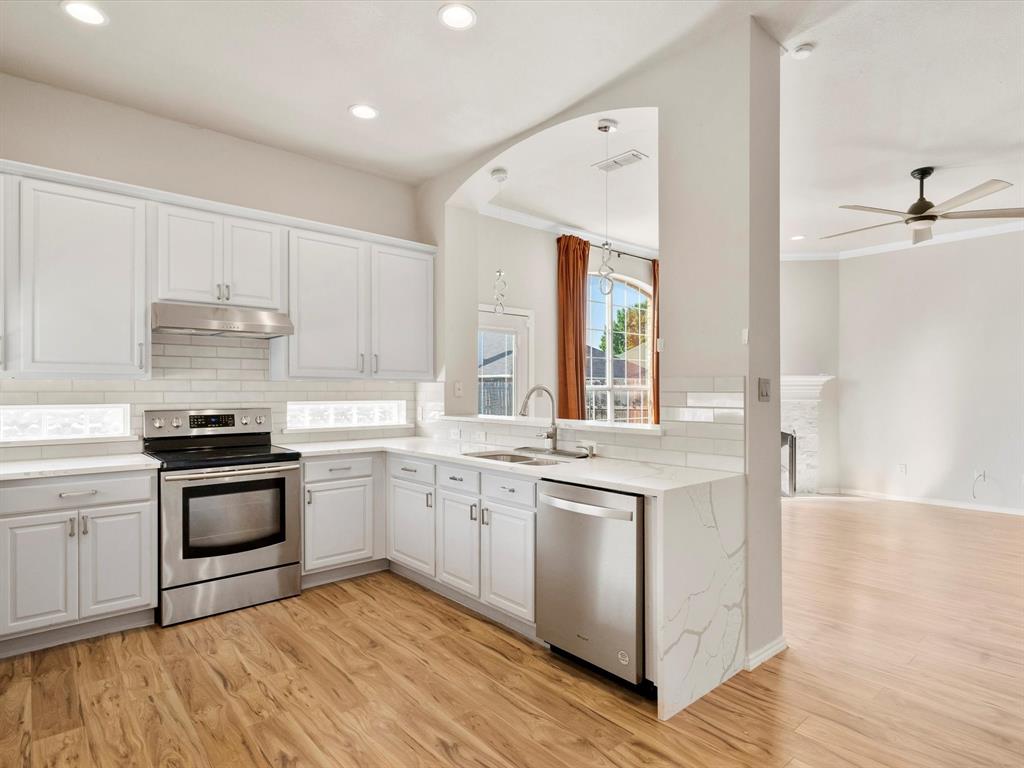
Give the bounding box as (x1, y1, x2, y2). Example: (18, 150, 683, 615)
(536, 480, 644, 684)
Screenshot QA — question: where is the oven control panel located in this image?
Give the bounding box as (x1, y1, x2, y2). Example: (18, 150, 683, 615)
(142, 408, 271, 438)
(189, 414, 235, 429)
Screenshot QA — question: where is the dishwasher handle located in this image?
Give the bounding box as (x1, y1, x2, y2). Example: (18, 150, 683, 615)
(540, 494, 634, 521)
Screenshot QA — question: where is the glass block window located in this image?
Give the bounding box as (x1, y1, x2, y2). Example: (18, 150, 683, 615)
(0, 404, 131, 442)
(584, 275, 653, 424)
(286, 401, 407, 430)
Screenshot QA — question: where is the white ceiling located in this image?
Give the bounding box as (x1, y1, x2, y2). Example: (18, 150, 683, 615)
(450, 107, 659, 250)
(781, 0, 1024, 254)
(0, 0, 725, 183)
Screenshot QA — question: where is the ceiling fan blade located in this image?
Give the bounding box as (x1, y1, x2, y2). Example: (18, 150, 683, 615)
(839, 205, 909, 218)
(930, 179, 1012, 214)
(912, 228, 932, 245)
(938, 207, 1024, 219)
(820, 220, 904, 240)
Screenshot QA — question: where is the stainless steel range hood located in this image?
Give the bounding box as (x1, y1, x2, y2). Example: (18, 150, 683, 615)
(152, 302, 294, 339)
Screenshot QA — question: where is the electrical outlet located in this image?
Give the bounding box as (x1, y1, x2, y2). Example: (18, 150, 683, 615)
(897, 463, 908, 476)
(453, 381, 464, 397)
(973, 469, 987, 482)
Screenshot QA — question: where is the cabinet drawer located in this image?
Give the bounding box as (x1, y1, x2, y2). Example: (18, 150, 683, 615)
(482, 474, 536, 508)
(1, 472, 155, 516)
(304, 456, 373, 484)
(437, 464, 480, 494)
(388, 457, 435, 485)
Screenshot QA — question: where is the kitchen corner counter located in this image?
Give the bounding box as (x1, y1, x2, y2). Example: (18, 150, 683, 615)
(280, 437, 739, 496)
(0, 453, 162, 482)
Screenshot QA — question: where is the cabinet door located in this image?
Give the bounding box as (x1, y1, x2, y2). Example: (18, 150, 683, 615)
(223, 217, 282, 309)
(387, 478, 435, 577)
(0, 511, 78, 636)
(289, 230, 369, 378)
(20, 180, 147, 376)
(481, 502, 535, 622)
(371, 246, 433, 380)
(157, 203, 223, 303)
(436, 491, 480, 598)
(304, 478, 374, 572)
(79, 502, 155, 620)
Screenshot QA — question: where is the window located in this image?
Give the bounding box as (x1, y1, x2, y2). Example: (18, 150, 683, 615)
(0, 404, 131, 442)
(478, 309, 531, 417)
(585, 275, 653, 424)
(286, 401, 407, 430)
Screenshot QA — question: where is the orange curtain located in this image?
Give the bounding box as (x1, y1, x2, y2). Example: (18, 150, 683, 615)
(557, 235, 589, 420)
(651, 259, 661, 424)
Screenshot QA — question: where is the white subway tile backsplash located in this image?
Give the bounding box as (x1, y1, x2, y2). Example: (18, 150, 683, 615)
(687, 392, 744, 408)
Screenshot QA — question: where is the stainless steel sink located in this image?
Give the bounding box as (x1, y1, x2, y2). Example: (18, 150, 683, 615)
(462, 450, 568, 466)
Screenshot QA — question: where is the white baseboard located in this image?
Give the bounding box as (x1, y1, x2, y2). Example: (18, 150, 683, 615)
(0, 609, 154, 660)
(301, 558, 389, 588)
(841, 488, 1023, 517)
(745, 635, 787, 671)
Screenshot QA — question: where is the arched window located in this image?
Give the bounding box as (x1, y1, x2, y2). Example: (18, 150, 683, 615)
(585, 274, 653, 423)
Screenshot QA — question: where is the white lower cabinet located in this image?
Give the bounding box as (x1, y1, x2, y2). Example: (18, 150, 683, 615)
(304, 477, 374, 571)
(481, 502, 536, 622)
(0, 510, 78, 636)
(436, 490, 480, 598)
(79, 502, 155, 619)
(387, 477, 436, 577)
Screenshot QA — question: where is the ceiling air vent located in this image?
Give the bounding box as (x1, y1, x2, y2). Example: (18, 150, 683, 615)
(592, 149, 649, 173)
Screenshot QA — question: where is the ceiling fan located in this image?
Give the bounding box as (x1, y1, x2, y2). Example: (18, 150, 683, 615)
(822, 167, 1023, 245)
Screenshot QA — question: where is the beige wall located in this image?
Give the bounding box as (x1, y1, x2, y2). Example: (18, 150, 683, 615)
(781, 260, 839, 375)
(838, 231, 1024, 510)
(0, 74, 422, 243)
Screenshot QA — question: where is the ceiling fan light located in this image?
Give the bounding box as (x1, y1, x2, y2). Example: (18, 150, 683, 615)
(908, 219, 932, 230)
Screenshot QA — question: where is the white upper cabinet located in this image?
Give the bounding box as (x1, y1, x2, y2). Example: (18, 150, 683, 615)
(371, 245, 434, 380)
(223, 216, 282, 309)
(157, 204, 223, 303)
(156, 204, 283, 309)
(18, 179, 147, 377)
(286, 229, 369, 378)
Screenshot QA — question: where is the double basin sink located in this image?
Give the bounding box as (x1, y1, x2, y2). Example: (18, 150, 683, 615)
(462, 447, 590, 467)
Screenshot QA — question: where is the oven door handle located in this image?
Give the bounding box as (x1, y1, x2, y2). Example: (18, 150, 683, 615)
(163, 463, 301, 482)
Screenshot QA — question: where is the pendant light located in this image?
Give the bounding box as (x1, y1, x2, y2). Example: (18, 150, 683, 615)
(490, 167, 509, 313)
(596, 119, 618, 295)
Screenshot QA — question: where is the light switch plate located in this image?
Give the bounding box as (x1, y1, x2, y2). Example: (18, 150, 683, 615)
(757, 377, 771, 402)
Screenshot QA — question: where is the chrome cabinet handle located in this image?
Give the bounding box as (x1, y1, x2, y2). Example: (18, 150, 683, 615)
(481, 507, 489, 526)
(449, 475, 463, 482)
(500, 485, 516, 494)
(470, 503, 477, 521)
(360, 353, 365, 373)
(138, 342, 145, 370)
(59, 489, 98, 499)
(225, 283, 231, 301)
(426, 492, 433, 508)
(216, 283, 223, 301)
(328, 466, 352, 473)
(164, 463, 301, 482)
(400, 467, 417, 473)
(306, 489, 312, 505)
(81, 516, 89, 535)
(373, 353, 379, 374)
(68, 517, 76, 537)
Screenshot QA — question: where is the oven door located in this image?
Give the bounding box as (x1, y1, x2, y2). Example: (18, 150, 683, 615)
(160, 462, 301, 588)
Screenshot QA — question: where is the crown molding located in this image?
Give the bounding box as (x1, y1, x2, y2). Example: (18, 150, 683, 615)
(780, 375, 834, 400)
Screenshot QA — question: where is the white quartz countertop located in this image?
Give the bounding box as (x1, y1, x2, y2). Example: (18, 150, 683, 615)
(0, 453, 162, 482)
(281, 437, 739, 495)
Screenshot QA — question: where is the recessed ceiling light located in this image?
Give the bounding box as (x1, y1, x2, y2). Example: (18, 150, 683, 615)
(61, 0, 108, 25)
(438, 3, 476, 30)
(791, 43, 815, 60)
(790, 235, 806, 241)
(349, 104, 379, 120)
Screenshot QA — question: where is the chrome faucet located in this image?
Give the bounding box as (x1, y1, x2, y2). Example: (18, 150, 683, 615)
(519, 385, 557, 449)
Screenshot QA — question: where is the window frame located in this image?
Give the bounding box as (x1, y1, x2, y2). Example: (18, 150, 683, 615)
(585, 274, 654, 425)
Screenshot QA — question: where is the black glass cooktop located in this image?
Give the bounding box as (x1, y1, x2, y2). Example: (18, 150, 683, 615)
(144, 444, 301, 471)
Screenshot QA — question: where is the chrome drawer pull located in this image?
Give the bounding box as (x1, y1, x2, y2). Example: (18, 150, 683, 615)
(448, 475, 463, 482)
(426, 492, 433, 508)
(500, 485, 516, 494)
(59, 489, 98, 499)
(470, 504, 477, 521)
(328, 467, 353, 472)
(401, 467, 417, 473)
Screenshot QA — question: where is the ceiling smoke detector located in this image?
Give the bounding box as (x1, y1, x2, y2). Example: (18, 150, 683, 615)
(490, 167, 508, 183)
(592, 150, 648, 173)
(597, 118, 619, 134)
(791, 43, 815, 60)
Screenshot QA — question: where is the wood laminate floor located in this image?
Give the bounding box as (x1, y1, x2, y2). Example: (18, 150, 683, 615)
(2, 496, 1022, 767)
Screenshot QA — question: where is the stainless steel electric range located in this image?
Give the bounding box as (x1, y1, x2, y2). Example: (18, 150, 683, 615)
(143, 408, 301, 625)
